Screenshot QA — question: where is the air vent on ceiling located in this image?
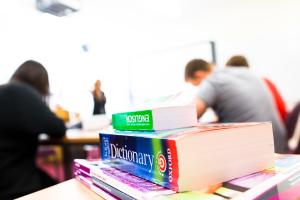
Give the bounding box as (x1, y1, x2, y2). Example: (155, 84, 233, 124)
(36, 0, 80, 17)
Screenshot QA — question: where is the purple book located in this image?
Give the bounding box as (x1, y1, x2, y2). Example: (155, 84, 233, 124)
(75, 172, 119, 200)
(74, 159, 175, 199)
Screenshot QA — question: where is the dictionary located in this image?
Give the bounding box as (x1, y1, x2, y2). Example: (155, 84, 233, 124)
(112, 105, 197, 131)
(74, 159, 175, 199)
(100, 122, 275, 192)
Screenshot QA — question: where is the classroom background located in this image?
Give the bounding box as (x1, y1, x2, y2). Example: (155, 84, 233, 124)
(0, 0, 299, 116)
(1, 1, 300, 199)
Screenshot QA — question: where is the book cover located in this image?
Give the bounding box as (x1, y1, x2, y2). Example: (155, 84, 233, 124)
(112, 105, 197, 131)
(100, 129, 181, 191)
(112, 110, 154, 130)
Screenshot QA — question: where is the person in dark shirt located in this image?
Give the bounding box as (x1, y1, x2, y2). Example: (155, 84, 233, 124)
(0, 60, 66, 199)
(92, 80, 106, 115)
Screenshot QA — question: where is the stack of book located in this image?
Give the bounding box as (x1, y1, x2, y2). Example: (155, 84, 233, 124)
(74, 155, 300, 200)
(74, 159, 175, 200)
(73, 105, 281, 199)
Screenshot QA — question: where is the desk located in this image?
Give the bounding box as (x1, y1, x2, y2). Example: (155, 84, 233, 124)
(16, 179, 103, 200)
(39, 129, 101, 180)
(40, 129, 100, 145)
(64, 129, 100, 143)
(17, 155, 300, 200)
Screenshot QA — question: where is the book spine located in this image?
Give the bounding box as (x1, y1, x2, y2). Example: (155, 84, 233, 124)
(100, 133, 180, 191)
(112, 110, 154, 130)
(74, 167, 91, 179)
(92, 176, 135, 200)
(74, 160, 91, 174)
(90, 184, 121, 200)
(75, 175, 120, 200)
(92, 165, 175, 199)
(74, 161, 143, 199)
(75, 174, 92, 188)
(75, 159, 175, 199)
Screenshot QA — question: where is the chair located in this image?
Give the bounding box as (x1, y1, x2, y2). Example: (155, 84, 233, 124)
(286, 102, 300, 153)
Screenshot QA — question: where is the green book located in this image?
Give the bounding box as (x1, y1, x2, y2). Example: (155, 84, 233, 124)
(112, 105, 197, 131)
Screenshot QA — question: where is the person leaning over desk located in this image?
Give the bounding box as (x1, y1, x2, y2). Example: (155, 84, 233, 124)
(0, 60, 66, 200)
(184, 59, 287, 153)
(226, 55, 288, 123)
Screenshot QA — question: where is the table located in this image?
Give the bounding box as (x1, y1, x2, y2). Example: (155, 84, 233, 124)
(40, 129, 100, 144)
(39, 129, 101, 180)
(17, 154, 300, 200)
(16, 179, 103, 200)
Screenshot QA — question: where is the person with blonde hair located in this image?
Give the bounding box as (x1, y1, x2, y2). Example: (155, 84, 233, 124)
(92, 79, 106, 115)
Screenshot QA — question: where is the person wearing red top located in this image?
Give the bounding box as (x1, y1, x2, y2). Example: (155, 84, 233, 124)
(225, 55, 288, 123)
(263, 78, 287, 122)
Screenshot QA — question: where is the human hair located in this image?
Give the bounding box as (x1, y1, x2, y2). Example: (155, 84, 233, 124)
(184, 59, 211, 81)
(10, 60, 50, 96)
(226, 55, 249, 67)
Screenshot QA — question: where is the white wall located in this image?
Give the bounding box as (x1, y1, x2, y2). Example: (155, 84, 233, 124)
(185, 0, 300, 104)
(0, 0, 299, 116)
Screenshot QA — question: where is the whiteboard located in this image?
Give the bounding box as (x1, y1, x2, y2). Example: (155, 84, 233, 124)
(128, 41, 215, 105)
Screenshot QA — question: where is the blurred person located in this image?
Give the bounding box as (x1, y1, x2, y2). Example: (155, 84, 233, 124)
(92, 80, 106, 115)
(11, 60, 50, 100)
(226, 55, 288, 123)
(0, 60, 66, 199)
(185, 59, 287, 153)
(285, 102, 300, 152)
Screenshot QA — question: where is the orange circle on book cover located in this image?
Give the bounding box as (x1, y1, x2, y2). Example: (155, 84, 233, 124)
(158, 154, 167, 172)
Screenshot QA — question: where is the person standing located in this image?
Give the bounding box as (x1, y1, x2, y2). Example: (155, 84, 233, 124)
(92, 80, 106, 115)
